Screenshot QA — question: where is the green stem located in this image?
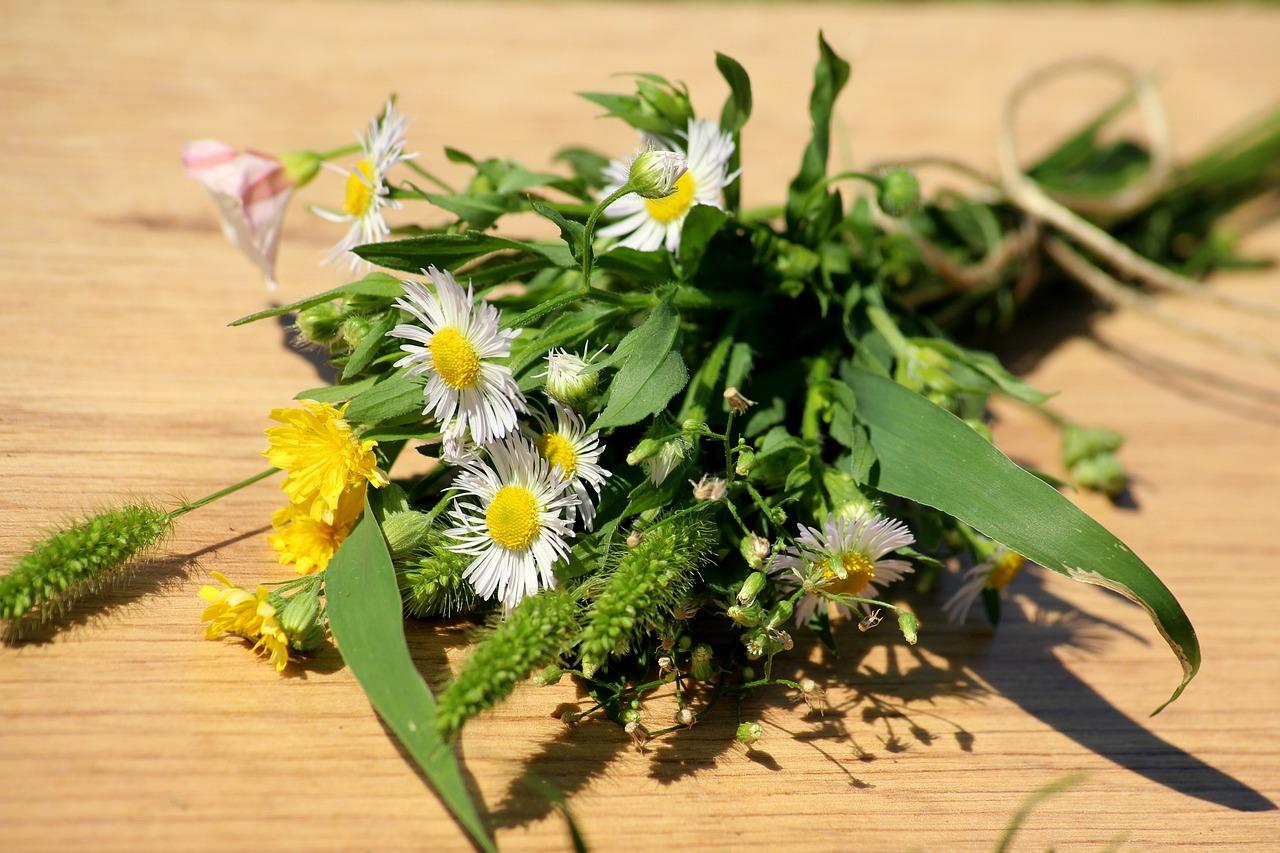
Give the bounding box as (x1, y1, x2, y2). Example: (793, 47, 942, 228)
(801, 170, 884, 212)
(170, 468, 279, 519)
(318, 143, 362, 160)
(581, 185, 633, 292)
(739, 204, 785, 223)
(404, 160, 455, 194)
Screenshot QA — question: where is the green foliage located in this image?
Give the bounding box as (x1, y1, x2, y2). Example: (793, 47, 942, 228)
(786, 31, 852, 229)
(398, 539, 481, 619)
(0, 503, 171, 631)
(591, 300, 688, 431)
(578, 514, 717, 661)
(324, 499, 493, 852)
(229, 272, 402, 327)
(435, 589, 580, 737)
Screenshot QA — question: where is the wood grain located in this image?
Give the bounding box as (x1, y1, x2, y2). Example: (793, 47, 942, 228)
(1, 1, 1278, 850)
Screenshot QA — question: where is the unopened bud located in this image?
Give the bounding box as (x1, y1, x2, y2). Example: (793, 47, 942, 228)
(739, 534, 769, 569)
(767, 600, 793, 631)
(1071, 453, 1127, 496)
(1062, 425, 1125, 468)
(295, 301, 344, 345)
(878, 167, 920, 217)
(341, 314, 374, 350)
(734, 448, 755, 477)
(735, 721, 763, 747)
(897, 610, 920, 645)
(279, 149, 322, 187)
(627, 147, 688, 200)
(277, 582, 326, 652)
(737, 571, 766, 606)
(727, 603, 764, 628)
(380, 510, 432, 559)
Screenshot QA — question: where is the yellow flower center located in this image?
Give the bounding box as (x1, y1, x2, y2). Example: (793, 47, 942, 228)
(986, 552, 1026, 591)
(486, 486, 540, 550)
(820, 552, 876, 597)
(644, 171, 696, 224)
(537, 432, 578, 479)
(429, 327, 481, 390)
(343, 158, 376, 217)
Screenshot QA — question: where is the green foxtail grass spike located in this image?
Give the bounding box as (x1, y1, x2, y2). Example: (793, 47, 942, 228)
(435, 588, 579, 737)
(578, 514, 716, 661)
(0, 502, 172, 635)
(397, 535, 481, 619)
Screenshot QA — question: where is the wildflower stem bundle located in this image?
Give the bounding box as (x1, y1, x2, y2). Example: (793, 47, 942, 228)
(6, 30, 1273, 846)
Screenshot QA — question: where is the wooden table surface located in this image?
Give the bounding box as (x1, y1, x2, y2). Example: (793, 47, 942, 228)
(2, 2, 1278, 850)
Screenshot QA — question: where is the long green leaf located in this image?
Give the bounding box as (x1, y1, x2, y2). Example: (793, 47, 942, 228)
(325, 501, 494, 851)
(228, 273, 402, 327)
(845, 367, 1199, 714)
(786, 32, 851, 227)
(353, 231, 574, 273)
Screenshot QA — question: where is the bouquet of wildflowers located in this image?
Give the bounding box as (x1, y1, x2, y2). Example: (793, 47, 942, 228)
(9, 34, 1278, 849)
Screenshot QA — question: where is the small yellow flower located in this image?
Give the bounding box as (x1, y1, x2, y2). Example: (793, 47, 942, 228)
(263, 401, 387, 523)
(197, 572, 291, 671)
(269, 485, 364, 575)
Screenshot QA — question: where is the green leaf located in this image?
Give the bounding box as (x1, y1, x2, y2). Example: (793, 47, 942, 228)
(917, 339, 1051, 405)
(591, 301, 686, 431)
(229, 273, 402, 327)
(678, 205, 728, 277)
(716, 52, 753, 134)
(597, 247, 673, 282)
(424, 192, 522, 230)
(342, 311, 399, 380)
(295, 375, 378, 404)
(531, 200, 585, 263)
(345, 373, 424, 425)
(324, 500, 494, 852)
(352, 231, 573, 274)
(845, 367, 1199, 714)
(786, 32, 852, 229)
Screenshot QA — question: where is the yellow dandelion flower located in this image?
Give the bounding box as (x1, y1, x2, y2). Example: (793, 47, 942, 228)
(197, 572, 291, 672)
(263, 401, 387, 523)
(269, 485, 364, 575)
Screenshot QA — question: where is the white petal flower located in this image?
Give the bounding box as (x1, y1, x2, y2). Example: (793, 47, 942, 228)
(444, 436, 579, 610)
(943, 547, 1028, 625)
(597, 118, 736, 253)
(627, 146, 688, 199)
(769, 512, 916, 626)
(530, 402, 611, 531)
(314, 100, 416, 271)
(388, 266, 526, 446)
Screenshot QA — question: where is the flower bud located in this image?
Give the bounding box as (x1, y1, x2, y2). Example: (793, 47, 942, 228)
(1061, 425, 1125, 468)
(897, 610, 920, 645)
(533, 664, 564, 686)
(277, 582, 326, 652)
(544, 347, 599, 410)
(739, 534, 769, 569)
(279, 150, 322, 187)
(622, 706, 642, 725)
(734, 448, 755, 477)
(767, 600, 793, 631)
(690, 643, 714, 681)
(727, 603, 764, 628)
(736, 571, 767, 606)
(735, 722, 763, 747)
(1071, 453, 1127, 496)
(627, 147, 688, 200)
(295, 301, 344, 345)
(380, 510, 433, 559)
(341, 314, 374, 350)
(676, 707, 696, 727)
(877, 167, 920, 217)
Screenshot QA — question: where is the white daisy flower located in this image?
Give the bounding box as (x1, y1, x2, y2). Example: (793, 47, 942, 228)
(770, 513, 916, 626)
(314, 100, 416, 270)
(943, 547, 1028, 625)
(444, 436, 578, 610)
(388, 266, 526, 446)
(530, 402, 611, 531)
(597, 118, 736, 253)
